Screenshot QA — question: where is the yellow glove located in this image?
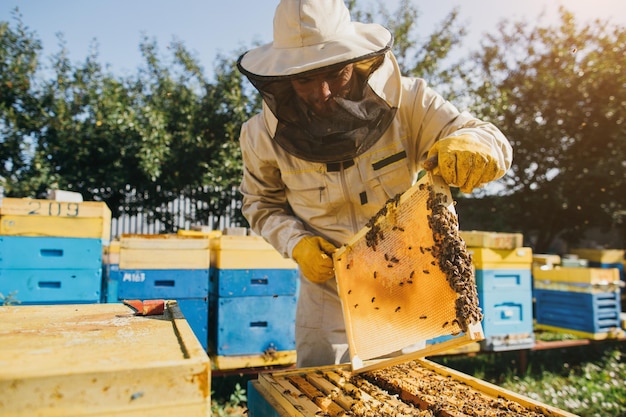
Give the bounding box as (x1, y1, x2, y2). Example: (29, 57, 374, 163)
(292, 236, 337, 284)
(427, 135, 500, 193)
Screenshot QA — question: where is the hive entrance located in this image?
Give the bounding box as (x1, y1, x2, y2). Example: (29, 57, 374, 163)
(334, 172, 483, 372)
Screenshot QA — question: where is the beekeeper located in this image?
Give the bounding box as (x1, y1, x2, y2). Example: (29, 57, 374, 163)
(237, 0, 512, 367)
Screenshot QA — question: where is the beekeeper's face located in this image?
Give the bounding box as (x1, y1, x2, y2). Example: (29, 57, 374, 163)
(290, 64, 354, 117)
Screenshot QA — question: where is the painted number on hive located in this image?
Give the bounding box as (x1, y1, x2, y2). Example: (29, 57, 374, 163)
(27, 202, 80, 217)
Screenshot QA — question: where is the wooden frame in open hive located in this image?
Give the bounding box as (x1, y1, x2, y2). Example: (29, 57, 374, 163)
(333, 172, 484, 372)
(249, 359, 579, 417)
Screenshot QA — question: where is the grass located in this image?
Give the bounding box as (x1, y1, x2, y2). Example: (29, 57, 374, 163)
(211, 336, 626, 417)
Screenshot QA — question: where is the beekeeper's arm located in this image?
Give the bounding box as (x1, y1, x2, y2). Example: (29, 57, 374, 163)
(239, 115, 335, 283)
(405, 78, 512, 192)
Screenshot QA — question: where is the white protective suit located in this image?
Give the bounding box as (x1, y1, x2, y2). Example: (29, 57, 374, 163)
(239, 50, 513, 367)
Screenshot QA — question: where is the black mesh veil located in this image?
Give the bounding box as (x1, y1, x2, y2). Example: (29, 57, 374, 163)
(237, 48, 397, 163)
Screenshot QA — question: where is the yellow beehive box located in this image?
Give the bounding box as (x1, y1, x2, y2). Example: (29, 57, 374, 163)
(0, 197, 111, 241)
(102, 239, 121, 265)
(532, 253, 562, 268)
(210, 235, 297, 270)
(468, 247, 532, 268)
(459, 230, 523, 249)
(569, 248, 624, 264)
(211, 350, 297, 371)
(119, 234, 211, 270)
(177, 229, 223, 238)
(533, 266, 621, 285)
(533, 279, 621, 294)
(0, 301, 211, 417)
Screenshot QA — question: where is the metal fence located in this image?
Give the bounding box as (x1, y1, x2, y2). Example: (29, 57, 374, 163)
(109, 187, 243, 239)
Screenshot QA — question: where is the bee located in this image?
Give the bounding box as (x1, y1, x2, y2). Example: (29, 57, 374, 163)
(354, 304, 359, 309)
(442, 321, 449, 328)
(371, 297, 376, 303)
(423, 269, 430, 274)
(419, 315, 427, 320)
(373, 271, 377, 279)
(410, 271, 415, 279)
(395, 306, 401, 313)
(348, 289, 352, 295)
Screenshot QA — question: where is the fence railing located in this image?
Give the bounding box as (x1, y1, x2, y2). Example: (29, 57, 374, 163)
(109, 187, 243, 239)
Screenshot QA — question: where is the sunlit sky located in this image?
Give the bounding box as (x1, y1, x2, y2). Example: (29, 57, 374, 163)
(2, 0, 624, 79)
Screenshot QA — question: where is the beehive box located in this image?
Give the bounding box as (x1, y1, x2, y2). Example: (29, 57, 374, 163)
(119, 234, 210, 270)
(0, 236, 103, 270)
(459, 230, 523, 249)
(211, 295, 297, 357)
(0, 197, 111, 241)
(210, 234, 297, 270)
(334, 172, 484, 372)
(0, 268, 102, 304)
(211, 268, 298, 297)
(532, 253, 562, 268)
(102, 239, 120, 265)
(0, 301, 211, 417)
(534, 289, 623, 339)
(247, 359, 578, 417)
(468, 247, 533, 270)
(532, 267, 621, 286)
(569, 248, 624, 264)
(474, 266, 534, 351)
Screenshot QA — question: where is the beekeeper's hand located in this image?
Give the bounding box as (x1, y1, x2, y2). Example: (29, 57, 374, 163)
(427, 135, 500, 193)
(292, 236, 337, 284)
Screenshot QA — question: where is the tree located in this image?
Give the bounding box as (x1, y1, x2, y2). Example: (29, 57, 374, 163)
(460, 8, 626, 251)
(0, 10, 44, 196)
(35, 36, 155, 213)
(350, 0, 467, 97)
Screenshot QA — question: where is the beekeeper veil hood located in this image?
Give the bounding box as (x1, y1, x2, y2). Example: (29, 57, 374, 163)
(237, 0, 398, 163)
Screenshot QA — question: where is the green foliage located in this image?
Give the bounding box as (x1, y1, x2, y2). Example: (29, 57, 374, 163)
(460, 8, 626, 251)
(211, 380, 248, 417)
(1, 10, 253, 229)
(351, 0, 467, 97)
(0, 9, 44, 194)
(1, 4, 623, 245)
(502, 348, 626, 416)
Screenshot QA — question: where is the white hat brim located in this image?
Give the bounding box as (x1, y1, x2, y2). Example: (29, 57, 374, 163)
(239, 22, 393, 77)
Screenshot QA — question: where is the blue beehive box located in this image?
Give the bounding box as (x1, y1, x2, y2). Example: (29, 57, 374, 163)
(211, 295, 296, 356)
(534, 288, 621, 334)
(475, 268, 534, 351)
(0, 236, 103, 269)
(176, 298, 209, 351)
(0, 268, 101, 304)
(115, 268, 209, 299)
(475, 268, 532, 293)
(210, 268, 298, 297)
(101, 263, 120, 303)
(104, 268, 210, 350)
